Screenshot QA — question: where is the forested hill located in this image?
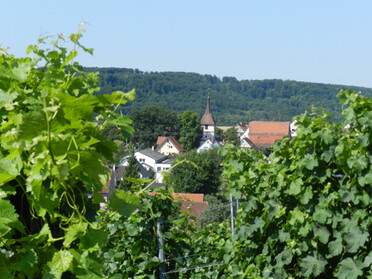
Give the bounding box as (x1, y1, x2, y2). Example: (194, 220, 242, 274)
(85, 67, 372, 125)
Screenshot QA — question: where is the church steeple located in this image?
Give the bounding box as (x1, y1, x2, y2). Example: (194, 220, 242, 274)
(200, 95, 216, 144)
(200, 96, 215, 126)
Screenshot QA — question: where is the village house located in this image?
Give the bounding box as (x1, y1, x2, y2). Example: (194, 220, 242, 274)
(156, 136, 184, 155)
(235, 122, 248, 138)
(134, 148, 173, 183)
(239, 121, 294, 150)
(197, 138, 221, 153)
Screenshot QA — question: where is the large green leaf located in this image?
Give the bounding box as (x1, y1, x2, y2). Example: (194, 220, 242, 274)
(334, 258, 364, 279)
(79, 227, 108, 250)
(63, 222, 88, 248)
(0, 199, 19, 234)
(9, 60, 32, 82)
(344, 227, 369, 253)
(313, 207, 332, 224)
(108, 189, 140, 217)
(312, 223, 330, 244)
(300, 253, 327, 277)
(327, 238, 343, 258)
(10, 249, 38, 273)
(286, 178, 303, 195)
(17, 110, 46, 141)
(275, 249, 293, 267)
(0, 150, 23, 178)
(43, 250, 73, 279)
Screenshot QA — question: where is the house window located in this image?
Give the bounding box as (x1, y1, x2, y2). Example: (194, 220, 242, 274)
(205, 125, 208, 130)
(168, 145, 173, 149)
(157, 167, 161, 171)
(139, 158, 145, 163)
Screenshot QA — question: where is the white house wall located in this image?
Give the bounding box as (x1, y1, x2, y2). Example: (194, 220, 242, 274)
(134, 153, 156, 171)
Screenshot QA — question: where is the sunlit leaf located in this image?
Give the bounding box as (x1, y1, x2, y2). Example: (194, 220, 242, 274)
(108, 189, 140, 217)
(334, 258, 363, 279)
(300, 253, 327, 277)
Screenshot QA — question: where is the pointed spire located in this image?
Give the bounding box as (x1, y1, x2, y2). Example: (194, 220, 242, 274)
(200, 96, 215, 125)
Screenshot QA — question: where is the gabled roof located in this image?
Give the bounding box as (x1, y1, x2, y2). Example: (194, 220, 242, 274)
(197, 139, 221, 153)
(241, 137, 259, 150)
(156, 158, 174, 165)
(172, 193, 207, 218)
(181, 201, 209, 218)
(235, 123, 248, 132)
(156, 136, 167, 145)
(200, 96, 215, 125)
(248, 121, 290, 148)
(136, 148, 168, 162)
(156, 136, 184, 152)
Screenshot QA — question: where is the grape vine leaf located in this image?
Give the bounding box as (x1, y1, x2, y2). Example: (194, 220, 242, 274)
(300, 253, 327, 277)
(108, 189, 141, 217)
(334, 258, 363, 279)
(344, 227, 369, 253)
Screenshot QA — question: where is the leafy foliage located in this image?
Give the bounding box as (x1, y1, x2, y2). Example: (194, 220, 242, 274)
(221, 89, 372, 278)
(98, 188, 188, 278)
(0, 30, 137, 278)
(196, 195, 230, 228)
(221, 127, 240, 146)
(130, 106, 180, 148)
(119, 154, 141, 190)
(165, 149, 224, 195)
(178, 110, 203, 151)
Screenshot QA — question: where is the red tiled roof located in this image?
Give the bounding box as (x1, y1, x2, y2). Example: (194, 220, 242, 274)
(181, 201, 209, 218)
(156, 136, 184, 152)
(248, 121, 290, 148)
(168, 137, 184, 152)
(156, 136, 167, 145)
(172, 193, 204, 202)
(147, 192, 204, 202)
(147, 192, 208, 218)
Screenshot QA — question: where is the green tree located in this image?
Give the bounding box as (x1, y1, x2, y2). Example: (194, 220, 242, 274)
(222, 127, 239, 146)
(86, 67, 372, 125)
(178, 110, 202, 151)
(120, 154, 141, 190)
(215, 127, 224, 141)
(130, 106, 180, 148)
(101, 123, 126, 141)
(165, 149, 223, 194)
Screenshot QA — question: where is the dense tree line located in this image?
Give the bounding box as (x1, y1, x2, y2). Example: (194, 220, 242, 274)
(85, 67, 372, 125)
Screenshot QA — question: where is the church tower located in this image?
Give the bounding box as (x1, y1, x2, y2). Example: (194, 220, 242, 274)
(200, 96, 216, 144)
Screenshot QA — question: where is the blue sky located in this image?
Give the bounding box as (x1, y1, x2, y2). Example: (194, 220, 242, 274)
(2, 0, 372, 88)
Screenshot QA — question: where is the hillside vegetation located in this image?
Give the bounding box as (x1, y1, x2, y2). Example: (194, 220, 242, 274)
(86, 67, 372, 125)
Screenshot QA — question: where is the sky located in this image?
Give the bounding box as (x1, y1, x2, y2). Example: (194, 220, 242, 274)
(2, 0, 372, 88)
